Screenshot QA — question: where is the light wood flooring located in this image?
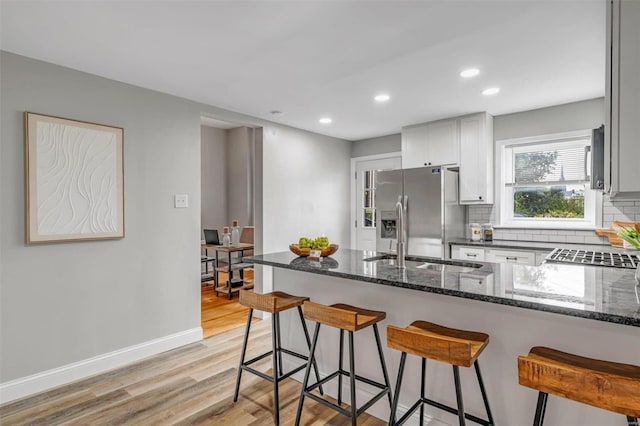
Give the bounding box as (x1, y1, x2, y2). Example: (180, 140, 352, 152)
(201, 278, 258, 339)
(0, 319, 386, 425)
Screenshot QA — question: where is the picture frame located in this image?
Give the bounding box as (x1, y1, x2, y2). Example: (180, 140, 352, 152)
(24, 112, 124, 244)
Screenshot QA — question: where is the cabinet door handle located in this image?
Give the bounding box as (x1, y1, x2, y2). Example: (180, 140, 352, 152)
(478, 196, 483, 200)
(505, 256, 518, 261)
(466, 253, 477, 258)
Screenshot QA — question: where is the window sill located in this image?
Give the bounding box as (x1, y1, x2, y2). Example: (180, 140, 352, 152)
(494, 225, 597, 231)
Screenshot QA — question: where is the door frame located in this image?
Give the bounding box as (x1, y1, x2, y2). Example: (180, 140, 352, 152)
(350, 152, 402, 249)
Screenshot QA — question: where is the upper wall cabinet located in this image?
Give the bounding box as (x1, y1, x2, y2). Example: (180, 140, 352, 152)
(401, 118, 458, 169)
(459, 113, 494, 204)
(606, 0, 640, 197)
(401, 112, 493, 205)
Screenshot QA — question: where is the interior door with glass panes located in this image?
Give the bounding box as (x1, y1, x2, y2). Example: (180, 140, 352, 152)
(355, 156, 401, 251)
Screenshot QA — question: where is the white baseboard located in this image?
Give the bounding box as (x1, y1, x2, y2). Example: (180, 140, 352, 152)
(0, 327, 203, 404)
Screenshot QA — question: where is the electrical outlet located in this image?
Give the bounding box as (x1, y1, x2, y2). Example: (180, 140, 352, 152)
(174, 194, 188, 208)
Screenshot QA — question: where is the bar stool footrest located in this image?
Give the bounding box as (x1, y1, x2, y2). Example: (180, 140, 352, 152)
(304, 392, 352, 417)
(241, 348, 311, 383)
(423, 397, 492, 426)
(394, 397, 492, 426)
(279, 348, 308, 360)
(395, 399, 423, 426)
(243, 350, 272, 367)
(302, 368, 390, 419)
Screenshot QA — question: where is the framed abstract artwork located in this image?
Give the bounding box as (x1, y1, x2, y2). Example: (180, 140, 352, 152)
(24, 112, 124, 244)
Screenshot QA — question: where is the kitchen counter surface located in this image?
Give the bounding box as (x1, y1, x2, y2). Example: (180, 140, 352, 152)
(246, 249, 640, 327)
(449, 238, 633, 253)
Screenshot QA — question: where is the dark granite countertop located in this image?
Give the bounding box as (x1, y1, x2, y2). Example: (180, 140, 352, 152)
(449, 238, 634, 253)
(245, 249, 640, 327)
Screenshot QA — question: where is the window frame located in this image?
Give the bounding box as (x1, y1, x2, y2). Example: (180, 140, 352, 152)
(362, 170, 376, 228)
(495, 130, 601, 230)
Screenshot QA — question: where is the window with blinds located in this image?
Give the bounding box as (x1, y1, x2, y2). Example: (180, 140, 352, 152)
(498, 131, 597, 228)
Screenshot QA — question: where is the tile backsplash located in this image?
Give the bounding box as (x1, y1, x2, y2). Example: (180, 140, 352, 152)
(467, 196, 640, 244)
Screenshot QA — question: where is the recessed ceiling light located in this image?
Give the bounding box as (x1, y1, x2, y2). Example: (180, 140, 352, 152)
(460, 68, 480, 78)
(482, 87, 500, 96)
(374, 94, 390, 102)
(319, 117, 332, 124)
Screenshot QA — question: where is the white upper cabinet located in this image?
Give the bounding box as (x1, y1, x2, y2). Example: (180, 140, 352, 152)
(425, 119, 459, 166)
(401, 124, 429, 169)
(402, 112, 493, 205)
(401, 118, 458, 168)
(459, 113, 494, 204)
(606, 0, 640, 196)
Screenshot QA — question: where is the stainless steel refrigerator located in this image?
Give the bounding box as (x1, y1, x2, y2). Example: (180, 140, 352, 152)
(375, 166, 465, 258)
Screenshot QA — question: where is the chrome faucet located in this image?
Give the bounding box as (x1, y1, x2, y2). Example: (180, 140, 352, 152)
(396, 196, 406, 268)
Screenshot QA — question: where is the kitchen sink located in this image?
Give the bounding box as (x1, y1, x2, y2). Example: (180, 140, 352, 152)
(363, 254, 482, 273)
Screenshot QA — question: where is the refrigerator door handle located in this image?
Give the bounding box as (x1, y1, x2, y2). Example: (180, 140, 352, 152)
(402, 195, 408, 252)
(406, 195, 409, 253)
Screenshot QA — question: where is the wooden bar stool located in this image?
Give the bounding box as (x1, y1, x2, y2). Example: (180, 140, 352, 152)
(387, 321, 494, 426)
(233, 290, 323, 426)
(295, 301, 393, 426)
(518, 346, 640, 426)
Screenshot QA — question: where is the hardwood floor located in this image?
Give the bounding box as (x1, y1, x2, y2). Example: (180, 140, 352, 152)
(201, 268, 256, 339)
(0, 319, 386, 425)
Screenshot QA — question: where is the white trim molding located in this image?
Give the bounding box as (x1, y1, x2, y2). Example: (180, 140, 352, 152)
(350, 153, 402, 249)
(494, 129, 601, 229)
(0, 327, 203, 404)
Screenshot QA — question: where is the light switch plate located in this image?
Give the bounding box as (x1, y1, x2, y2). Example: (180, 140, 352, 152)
(174, 194, 188, 208)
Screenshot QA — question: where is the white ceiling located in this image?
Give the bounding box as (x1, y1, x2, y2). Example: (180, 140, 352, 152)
(0, 1, 605, 141)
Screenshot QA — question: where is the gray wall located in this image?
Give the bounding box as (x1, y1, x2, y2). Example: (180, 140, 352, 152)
(1, 52, 201, 381)
(200, 126, 228, 233)
(351, 133, 401, 158)
(0, 51, 352, 388)
(262, 125, 351, 254)
(494, 97, 604, 140)
(227, 127, 254, 227)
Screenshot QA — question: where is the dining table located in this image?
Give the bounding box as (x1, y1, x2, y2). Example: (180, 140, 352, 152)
(201, 243, 255, 299)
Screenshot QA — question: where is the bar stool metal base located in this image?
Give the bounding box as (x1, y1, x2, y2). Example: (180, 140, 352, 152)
(390, 353, 494, 426)
(233, 307, 323, 426)
(295, 323, 392, 426)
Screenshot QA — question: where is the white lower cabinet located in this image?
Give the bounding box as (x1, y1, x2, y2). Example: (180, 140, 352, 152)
(452, 245, 551, 266)
(535, 251, 551, 266)
(486, 249, 536, 265)
(452, 246, 485, 261)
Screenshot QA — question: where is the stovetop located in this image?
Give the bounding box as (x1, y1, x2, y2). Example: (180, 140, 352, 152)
(546, 248, 640, 269)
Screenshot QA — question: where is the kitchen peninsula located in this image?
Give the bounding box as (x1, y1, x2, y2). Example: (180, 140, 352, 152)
(247, 249, 640, 426)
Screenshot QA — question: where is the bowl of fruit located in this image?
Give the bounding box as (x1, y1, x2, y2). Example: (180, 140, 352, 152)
(290, 236, 339, 257)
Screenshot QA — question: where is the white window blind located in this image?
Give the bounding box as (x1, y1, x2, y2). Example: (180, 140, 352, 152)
(505, 139, 590, 186)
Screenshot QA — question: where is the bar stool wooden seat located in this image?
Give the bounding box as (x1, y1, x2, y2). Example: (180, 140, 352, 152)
(295, 301, 393, 426)
(387, 320, 494, 426)
(233, 290, 323, 426)
(518, 346, 640, 426)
